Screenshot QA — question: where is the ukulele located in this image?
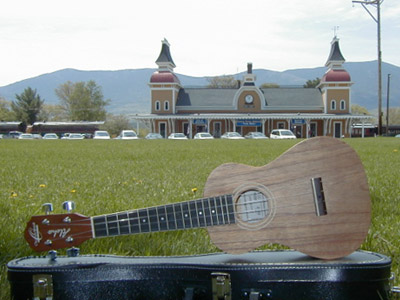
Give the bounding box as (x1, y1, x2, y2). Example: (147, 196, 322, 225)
(25, 137, 371, 259)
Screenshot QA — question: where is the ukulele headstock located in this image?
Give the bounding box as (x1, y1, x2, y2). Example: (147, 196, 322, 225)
(24, 202, 92, 252)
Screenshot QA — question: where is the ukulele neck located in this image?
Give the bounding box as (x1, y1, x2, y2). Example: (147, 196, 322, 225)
(92, 195, 236, 238)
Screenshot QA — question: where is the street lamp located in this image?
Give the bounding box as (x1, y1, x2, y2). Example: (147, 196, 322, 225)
(352, 0, 383, 135)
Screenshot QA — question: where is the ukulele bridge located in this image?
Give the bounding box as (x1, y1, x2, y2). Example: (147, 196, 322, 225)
(311, 177, 327, 216)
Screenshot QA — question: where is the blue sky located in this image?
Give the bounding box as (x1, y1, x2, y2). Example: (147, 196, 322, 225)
(0, 0, 399, 86)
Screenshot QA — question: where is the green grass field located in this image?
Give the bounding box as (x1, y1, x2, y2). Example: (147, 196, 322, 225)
(1, 137, 399, 298)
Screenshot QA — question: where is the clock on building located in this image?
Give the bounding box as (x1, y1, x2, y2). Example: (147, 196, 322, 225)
(245, 94, 253, 104)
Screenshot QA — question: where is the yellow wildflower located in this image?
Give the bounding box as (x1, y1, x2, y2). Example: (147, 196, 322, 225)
(10, 192, 18, 197)
(394, 149, 398, 153)
(70, 189, 76, 193)
(191, 188, 198, 194)
(39, 184, 46, 188)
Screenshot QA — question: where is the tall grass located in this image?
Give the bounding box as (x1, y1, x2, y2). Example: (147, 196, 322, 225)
(1, 138, 399, 298)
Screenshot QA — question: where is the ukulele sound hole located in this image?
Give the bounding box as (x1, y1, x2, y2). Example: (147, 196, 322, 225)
(237, 191, 268, 223)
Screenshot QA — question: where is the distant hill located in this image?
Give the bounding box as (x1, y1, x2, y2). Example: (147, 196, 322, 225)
(0, 61, 398, 114)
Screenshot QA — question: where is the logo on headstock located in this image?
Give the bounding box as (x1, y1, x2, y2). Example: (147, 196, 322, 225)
(28, 222, 42, 246)
(48, 228, 71, 239)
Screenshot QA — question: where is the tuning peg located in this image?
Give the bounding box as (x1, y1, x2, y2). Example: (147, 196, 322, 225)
(62, 201, 76, 212)
(42, 203, 53, 215)
(67, 247, 80, 257)
(47, 250, 57, 261)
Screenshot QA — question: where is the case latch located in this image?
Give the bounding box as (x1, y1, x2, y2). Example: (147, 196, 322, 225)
(211, 272, 231, 300)
(33, 274, 53, 300)
(390, 272, 400, 299)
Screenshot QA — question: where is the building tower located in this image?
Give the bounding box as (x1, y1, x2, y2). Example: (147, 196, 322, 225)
(149, 39, 181, 115)
(318, 36, 353, 137)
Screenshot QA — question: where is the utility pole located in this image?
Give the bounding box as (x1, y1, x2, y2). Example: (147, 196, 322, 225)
(386, 74, 391, 135)
(352, 0, 383, 135)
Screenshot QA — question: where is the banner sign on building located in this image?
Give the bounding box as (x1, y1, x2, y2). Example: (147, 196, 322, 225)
(237, 120, 262, 126)
(193, 119, 207, 125)
(291, 119, 306, 125)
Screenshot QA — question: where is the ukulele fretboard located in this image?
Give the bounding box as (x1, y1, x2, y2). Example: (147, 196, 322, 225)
(92, 195, 235, 237)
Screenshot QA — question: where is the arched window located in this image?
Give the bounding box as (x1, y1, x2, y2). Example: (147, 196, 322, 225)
(331, 100, 336, 110)
(155, 101, 160, 111)
(340, 100, 346, 110)
(164, 101, 169, 111)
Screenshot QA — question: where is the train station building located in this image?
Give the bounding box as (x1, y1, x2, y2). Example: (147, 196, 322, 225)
(133, 38, 370, 138)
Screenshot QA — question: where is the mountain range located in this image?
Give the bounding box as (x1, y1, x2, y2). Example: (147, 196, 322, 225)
(0, 61, 399, 115)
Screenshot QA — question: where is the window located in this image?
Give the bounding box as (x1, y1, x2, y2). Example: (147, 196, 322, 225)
(164, 101, 169, 111)
(340, 100, 346, 110)
(331, 100, 336, 110)
(277, 122, 285, 129)
(155, 101, 160, 111)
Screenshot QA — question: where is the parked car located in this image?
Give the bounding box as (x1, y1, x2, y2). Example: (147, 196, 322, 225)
(68, 133, 85, 140)
(61, 133, 71, 139)
(270, 129, 296, 139)
(43, 133, 59, 139)
(18, 133, 34, 139)
(245, 132, 268, 139)
(8, 131, 23, 139)
(168, 133, 188, 140)
(145, 133, 164, 139)
(221, 132, 244, 139)
(116, 130, 138, 140)
(395, 134, 400, 138)
(32, 134, 42, 139)
(194, 132, 214, 139)
(93, 130, 111, 140)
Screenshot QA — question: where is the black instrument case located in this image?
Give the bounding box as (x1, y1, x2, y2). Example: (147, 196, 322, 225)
(7, 250, 393, 300)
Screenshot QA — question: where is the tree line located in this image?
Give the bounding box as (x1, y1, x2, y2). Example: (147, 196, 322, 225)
(0, 81, 134, 135)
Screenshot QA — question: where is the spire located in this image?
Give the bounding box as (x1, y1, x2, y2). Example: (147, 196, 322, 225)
(325, 37, 345, 69)
(155, 38, 176, 72)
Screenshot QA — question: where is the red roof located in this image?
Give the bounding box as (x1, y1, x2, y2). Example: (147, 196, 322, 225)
(150, 71, 181, 84)
(322, 69, 351, 82)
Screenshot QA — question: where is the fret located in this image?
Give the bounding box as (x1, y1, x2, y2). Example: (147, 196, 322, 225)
(93, 215, 107, 237)
(197, 199, 206, 227)
(226, 195, 236, 224)
(166, 204, 177, 230)
(209, 197, 218, 225)
(128, 211, 140, 234)
(138, 209, 150, 232)
(182, 202, 191, 228)
(174, 203, 184, 229)
(215, 196, 224, 225)
(117, 212, 130, 235)
(189, 201, 198, 228)
(106, 214, 119, 236)
(203, 198, 212, 226)
(148, 207, 159, 232)
(157, 206, 168, 231)
(220, 196, 228, 224)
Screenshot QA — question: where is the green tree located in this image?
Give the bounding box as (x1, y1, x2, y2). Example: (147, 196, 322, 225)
(260, 83, 280, 88)
(11, 87, 44, 125)
(0, 97, 15, 121)
(55, 81, 109, 121)
(303, 78, 321, 88)
(38, 104, 68, 122)
(101, 114, 132, 137)
(351, 104, 375, 123)
(206, 76, 238, 88)
(384, 107, 400, 125)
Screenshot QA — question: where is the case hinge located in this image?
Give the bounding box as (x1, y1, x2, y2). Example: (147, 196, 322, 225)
(33, 274, 53, 300)
(211, 272, 231, 300)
